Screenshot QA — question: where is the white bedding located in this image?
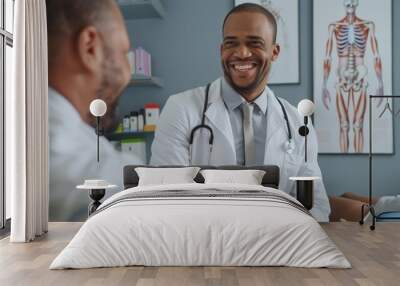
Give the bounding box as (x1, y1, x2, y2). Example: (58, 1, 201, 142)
(50, 183, 350, 269)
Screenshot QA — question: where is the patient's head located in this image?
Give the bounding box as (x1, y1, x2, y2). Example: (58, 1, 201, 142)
(46, 0, 131, 131)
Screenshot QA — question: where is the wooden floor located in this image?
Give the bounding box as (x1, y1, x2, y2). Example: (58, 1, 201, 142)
(0, 222, 399, 286)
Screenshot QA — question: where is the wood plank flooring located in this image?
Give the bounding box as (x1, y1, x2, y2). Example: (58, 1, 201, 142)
(0, 222, 399, 286)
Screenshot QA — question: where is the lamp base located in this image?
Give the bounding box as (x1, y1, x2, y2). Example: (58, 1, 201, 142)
(296, 180, 313, 210)
(88, 189, 105, 216)
(289, 177, 319, 210)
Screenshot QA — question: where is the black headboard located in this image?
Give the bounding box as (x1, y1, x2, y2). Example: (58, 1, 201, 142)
(123, 165, 280, 189)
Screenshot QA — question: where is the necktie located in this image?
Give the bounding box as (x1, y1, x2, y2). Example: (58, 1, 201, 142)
(242, 102, 255, 165)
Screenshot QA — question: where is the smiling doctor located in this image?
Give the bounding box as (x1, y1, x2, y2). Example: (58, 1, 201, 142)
(151, 3, 330, 222)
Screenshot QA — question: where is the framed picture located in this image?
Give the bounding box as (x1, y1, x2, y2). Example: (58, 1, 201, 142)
(234, 0, 299, 84)
(313, 0, 393, 154)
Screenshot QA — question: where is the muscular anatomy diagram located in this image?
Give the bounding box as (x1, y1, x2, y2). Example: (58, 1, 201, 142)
(322, 0, 384, 153)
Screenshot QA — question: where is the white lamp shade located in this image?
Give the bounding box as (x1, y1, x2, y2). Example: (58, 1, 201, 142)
(297, 99, 315, 117)
(90, 99, 107, 117)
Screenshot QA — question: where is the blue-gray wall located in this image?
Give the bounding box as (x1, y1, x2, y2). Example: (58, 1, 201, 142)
(119, 0, 400, 197)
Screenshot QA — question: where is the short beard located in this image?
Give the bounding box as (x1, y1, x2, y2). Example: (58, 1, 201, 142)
(95, 50, 123, 133)
(222, 61, 270, 97)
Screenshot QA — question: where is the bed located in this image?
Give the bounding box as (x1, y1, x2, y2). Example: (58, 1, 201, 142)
(50, 165, 350, 269)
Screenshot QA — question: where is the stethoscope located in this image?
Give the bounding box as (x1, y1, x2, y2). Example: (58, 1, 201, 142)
(189, 83, 295, 164)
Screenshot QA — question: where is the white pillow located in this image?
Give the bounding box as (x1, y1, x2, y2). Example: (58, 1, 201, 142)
(200, 169, 266, 185)
(135, 167, 201, 186)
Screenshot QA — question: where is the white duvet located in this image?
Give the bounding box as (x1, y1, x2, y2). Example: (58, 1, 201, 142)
(50, 183, 350, 269)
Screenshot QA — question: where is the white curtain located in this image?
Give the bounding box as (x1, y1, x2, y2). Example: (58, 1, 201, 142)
(7, 0, 49, 242)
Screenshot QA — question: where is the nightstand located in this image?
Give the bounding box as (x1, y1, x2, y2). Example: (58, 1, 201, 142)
(77, 180, 118, 216)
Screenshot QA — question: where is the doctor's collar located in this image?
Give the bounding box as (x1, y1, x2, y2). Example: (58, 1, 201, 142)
(221, 78, 268, 115)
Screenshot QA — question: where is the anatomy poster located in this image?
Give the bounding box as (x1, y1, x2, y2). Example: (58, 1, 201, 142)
(235, 0, 299, 84)
(313, 0, 392, 154)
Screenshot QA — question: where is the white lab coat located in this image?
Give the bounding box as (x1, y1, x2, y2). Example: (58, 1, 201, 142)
(151, 78, 331, 222)
(49, 88, 142, 221)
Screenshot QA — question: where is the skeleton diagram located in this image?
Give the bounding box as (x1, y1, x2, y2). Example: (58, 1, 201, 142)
(322, 0, 384, 153)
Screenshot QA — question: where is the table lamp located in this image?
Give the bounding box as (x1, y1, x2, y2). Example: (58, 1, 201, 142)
(290, 99, 318, 210)
(89, 99, 107, 162)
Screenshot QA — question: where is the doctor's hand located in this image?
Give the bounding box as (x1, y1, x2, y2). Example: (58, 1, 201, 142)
(322, 87, 331, 110)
